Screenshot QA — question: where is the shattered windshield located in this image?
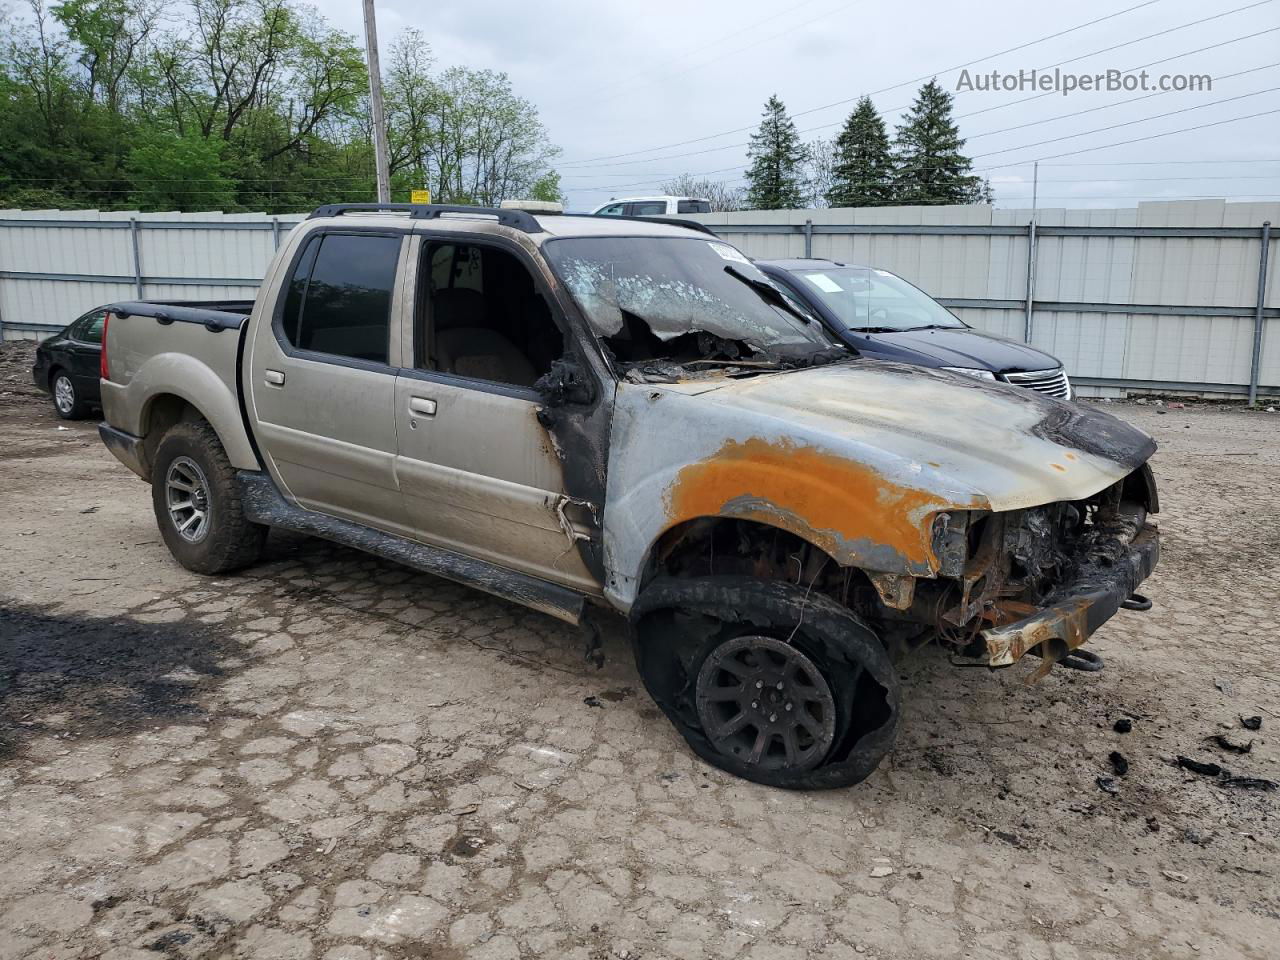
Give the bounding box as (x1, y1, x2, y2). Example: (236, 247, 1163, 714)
(543, 236, 841, 379)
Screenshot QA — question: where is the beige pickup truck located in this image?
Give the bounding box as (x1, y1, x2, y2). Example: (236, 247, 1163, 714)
(97, 202, 1160, 789)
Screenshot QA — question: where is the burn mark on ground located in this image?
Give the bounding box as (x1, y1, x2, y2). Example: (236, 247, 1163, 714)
(0, 606, 241, 759)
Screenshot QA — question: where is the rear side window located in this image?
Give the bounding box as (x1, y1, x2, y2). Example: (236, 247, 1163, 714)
(280, 233, 401, 364)
(72, 311, 106, 343)
(629, 201, 667, 216)
(677, 200, 711, 214)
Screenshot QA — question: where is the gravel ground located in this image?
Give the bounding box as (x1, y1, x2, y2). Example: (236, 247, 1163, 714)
(0, 384, 1277, 960)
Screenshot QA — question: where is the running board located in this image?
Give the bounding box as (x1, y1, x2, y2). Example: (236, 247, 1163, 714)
(236, 470, 585, 625)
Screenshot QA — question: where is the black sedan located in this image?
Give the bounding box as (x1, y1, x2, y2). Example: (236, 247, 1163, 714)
(32, 307, 106, 419)
(757, 258, 1072, 400)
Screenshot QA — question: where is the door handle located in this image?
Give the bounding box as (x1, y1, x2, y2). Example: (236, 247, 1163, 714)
(409, 397, 437, 417)
(264, 369, 285, 386)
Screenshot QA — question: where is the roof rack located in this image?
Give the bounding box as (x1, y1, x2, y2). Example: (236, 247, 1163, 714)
(609, 214, 719, 237)
(307, 203, 542, 234)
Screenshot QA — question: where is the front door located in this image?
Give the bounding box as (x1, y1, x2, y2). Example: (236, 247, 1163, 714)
(394, 235, 601, 592)
(246, 228, 413, 537)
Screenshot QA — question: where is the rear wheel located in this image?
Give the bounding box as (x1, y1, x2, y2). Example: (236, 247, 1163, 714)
(51, 371, 89, 420)
(151, 420, 266, 574)
(633, 576, 900, 789)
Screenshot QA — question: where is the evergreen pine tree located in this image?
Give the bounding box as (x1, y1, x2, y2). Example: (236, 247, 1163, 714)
(891, 79, 988, 205)
(744, 95, 809, 210)
(827, 96, 894, 207)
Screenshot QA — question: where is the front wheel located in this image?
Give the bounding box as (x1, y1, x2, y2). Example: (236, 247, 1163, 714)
(632, 576, 900, 790)
(151, 419, 266, 575)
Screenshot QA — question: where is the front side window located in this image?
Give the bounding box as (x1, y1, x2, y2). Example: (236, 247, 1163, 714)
(792, 267, 965, 333)
(596, 203, 625, 216)
(418, 241, 563, 389)
(281, 233, 401, 364)
(543, 236, 838, 378)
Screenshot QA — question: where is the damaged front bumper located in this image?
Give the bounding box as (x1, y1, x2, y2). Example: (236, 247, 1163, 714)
(981, 522, 1159, 668)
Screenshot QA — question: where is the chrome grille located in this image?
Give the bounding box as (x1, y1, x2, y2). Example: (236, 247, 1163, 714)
(1002, 367, 1072, 400)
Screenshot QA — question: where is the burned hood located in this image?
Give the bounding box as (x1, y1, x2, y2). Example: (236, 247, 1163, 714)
(601, 359, 1156, 607)
(655, 359, 1155, 513)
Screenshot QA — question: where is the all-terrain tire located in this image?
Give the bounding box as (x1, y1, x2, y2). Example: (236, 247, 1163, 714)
(51, 369, 90, 420)
(151, 419, 266, 575)
(632, 576, 900, 790)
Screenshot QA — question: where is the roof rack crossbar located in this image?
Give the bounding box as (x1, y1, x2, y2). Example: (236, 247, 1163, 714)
(307, 202, 542, 233)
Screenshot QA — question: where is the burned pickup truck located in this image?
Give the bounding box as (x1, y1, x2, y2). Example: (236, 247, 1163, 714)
(97, 202, 1159, 789)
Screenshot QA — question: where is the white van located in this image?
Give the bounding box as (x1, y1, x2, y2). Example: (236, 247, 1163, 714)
(591, 196, 712, 217)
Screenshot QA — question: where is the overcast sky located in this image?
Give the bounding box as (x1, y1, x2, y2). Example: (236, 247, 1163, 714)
(319, 0, 1280, 211)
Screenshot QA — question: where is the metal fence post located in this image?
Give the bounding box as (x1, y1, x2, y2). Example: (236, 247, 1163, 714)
(1248, 220, 1272, 405)
(129, 217, 144, 299)
(272, 217, 282, 249)
(1023, 219, 1038, 343)
(803, 219, 813, 258)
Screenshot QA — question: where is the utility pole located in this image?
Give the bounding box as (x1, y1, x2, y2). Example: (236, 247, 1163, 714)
(362, 0, 391, 204)
(1030, 160, 1039, 216)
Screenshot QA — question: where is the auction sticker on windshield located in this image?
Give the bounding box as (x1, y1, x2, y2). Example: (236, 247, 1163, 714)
(804, 273, 844, 293)
(708, 241, 751, 264)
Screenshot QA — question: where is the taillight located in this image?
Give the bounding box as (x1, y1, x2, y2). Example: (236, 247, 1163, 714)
(100, 312, 110, 381)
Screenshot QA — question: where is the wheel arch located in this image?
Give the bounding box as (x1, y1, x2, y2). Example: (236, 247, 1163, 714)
(137, 392, 246, 483)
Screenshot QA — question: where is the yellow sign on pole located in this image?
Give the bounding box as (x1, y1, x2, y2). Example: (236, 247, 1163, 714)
(410, 188, 431, 204)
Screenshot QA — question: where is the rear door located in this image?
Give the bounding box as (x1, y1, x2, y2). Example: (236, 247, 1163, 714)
(67, 310, 106, 398)
(246, 227, 414, 536)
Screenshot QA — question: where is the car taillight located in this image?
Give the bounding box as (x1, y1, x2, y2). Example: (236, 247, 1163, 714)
(100, 312, 110, 381)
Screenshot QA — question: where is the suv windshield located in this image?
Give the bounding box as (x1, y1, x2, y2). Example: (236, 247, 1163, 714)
(792, 266, 965, 332)
(543, 236, 839, 378)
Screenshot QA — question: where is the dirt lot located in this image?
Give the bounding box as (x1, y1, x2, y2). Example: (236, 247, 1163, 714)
(1, 351, 1278, 960)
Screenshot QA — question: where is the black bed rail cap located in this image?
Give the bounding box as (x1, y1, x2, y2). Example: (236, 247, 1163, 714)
(307, 203, 543, 233)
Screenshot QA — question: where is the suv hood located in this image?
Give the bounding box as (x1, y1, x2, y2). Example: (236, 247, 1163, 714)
(604, 358, 1156, 603)
(860, 326, 1061, 372)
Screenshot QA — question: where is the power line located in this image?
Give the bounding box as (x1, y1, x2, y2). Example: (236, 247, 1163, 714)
(970, 86, 1280, 160)
(558, 0, 1172, 167)
(973, 107, 1280, 168)
(559, 19, 1280, 175)
(950, 25, 1280, 125)
(566, 64, 1279, 194)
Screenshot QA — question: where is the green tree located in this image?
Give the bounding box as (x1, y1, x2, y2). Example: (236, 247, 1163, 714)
(125, 129, 236, 209)
(0, 0, 562, 212)
(744, 94, 808, 210)
(891, 79, 987, 205)
(827, 96, 894, 207)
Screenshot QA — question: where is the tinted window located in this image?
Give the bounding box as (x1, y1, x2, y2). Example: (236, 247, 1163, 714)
(82, 312, 106, 344)
(71, 311, 105, 343)
(629, 201, 667, 216)
(284, 233, 401, 364)
(677, 200, 711, 214)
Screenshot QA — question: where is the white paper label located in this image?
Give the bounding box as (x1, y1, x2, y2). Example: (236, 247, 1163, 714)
(804, 272, 843, 293)
(708, 241, 750, 264)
